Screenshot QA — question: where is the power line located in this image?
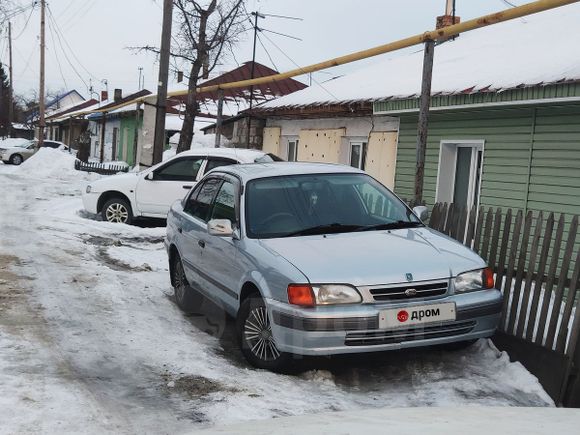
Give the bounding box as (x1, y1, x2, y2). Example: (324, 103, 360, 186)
(12, 3, 36, 40)
(45, 7, 89, 90)
(47, 5, 97, 81)
(259, 30, 338, 101)
(46, 12, 69, 89)
(256, 33, 278, 71)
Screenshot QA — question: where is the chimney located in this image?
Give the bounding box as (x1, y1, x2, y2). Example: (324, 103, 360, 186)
(114, 89, 123, 102)
(100, 90, 108, 102)
(437, 0, 460, 32)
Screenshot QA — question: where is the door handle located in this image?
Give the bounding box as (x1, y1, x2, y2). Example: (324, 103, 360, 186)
(198, 240, 206, 248)
(183, 185, 193, 189)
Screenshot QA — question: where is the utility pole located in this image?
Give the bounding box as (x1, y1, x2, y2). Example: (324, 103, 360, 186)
(152, 0, 173, 165)
(38, 0, 46, 147)
(215, 89, 224, 148)
(245, 11, 264, 148)
(8, 22, 14, 137)
(413, 40, 434, 206)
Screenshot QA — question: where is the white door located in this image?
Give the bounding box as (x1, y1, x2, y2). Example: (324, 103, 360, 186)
(135, 156, 205, 217)
(436, 141, 484, 210)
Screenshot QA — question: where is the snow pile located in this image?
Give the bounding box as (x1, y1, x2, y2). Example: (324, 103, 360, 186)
(14, 148, 88, 181)
(262, 4, 580, 108)
(169, 131, 218, 148)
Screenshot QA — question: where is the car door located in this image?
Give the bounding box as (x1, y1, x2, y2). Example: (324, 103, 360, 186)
(200, 175, 244, 312)
(135, 155, 205, 217)
(179, 177, 223, 302)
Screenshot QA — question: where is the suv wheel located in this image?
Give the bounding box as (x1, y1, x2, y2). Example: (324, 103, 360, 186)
(101, 198, 133, 224)
(171, 253, 199, 313)
(237, 295, 290, 371)
(10, 154, 23, 165)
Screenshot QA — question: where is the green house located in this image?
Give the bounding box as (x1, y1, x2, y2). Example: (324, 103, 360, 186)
(257, 5, 580, 220)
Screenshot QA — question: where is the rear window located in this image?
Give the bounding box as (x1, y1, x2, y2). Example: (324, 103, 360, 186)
(254, 153, 284, 163)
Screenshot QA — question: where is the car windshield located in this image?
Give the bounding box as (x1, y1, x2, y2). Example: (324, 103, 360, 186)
(245, 173, 423, 238)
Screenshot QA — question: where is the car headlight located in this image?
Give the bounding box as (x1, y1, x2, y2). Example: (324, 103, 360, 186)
(287, 284, 362, 307)
(86, 185, 92, 194)
(454, 268, 494, 293)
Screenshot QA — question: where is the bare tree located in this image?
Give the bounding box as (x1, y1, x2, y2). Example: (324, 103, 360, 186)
(132, 0, 246, 153)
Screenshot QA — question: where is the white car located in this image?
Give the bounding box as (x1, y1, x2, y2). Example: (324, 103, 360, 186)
(0, 138, 37, 165)
(83, 148, 280, 224)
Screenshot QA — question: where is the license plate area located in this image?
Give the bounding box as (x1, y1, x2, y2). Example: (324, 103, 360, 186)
(379, 302, 456, 329)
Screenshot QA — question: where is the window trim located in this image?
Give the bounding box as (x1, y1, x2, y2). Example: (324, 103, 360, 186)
(287, 139, 299, 162)
(182, 176, 224, 223)
(349, 140, 367, 170)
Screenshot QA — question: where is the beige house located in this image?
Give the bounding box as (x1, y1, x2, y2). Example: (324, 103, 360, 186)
(260, 115, 399, 189)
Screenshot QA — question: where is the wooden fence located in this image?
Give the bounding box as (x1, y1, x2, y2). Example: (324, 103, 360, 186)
(74, 159, 129, 175)
(428, 203, 580, 405)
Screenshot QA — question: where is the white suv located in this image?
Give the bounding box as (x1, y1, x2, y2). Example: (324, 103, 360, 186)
(82, 148, 279, 224)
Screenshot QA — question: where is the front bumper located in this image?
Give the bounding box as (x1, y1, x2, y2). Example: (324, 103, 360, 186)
(267, 289, 502, 355)
(82, 191, 100, 214)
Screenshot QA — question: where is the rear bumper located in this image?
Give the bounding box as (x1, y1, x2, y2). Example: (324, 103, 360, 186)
(267, 289, 502, 355)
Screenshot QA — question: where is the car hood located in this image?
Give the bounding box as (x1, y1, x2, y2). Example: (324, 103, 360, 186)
(259, 227, 485, 286)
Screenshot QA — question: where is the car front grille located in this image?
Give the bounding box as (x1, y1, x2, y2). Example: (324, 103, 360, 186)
(344, 320, 476, 346)
(369, 281, 448, 302)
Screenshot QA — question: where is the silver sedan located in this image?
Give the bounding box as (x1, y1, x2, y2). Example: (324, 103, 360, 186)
(165, 163, 502, 371)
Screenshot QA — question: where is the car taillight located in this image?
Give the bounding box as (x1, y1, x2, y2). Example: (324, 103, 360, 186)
(483, 267, 495, 289)
(287, 284, 315, 307)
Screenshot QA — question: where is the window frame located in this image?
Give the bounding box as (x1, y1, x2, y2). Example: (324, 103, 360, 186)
(349, 140, 367, 170)
(202, 157, 238, 175)
(183, 176, 223, 223)
(287, 139, 299, 162)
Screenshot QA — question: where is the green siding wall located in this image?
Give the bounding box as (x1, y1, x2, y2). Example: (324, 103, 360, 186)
(395, 104, 580, 216)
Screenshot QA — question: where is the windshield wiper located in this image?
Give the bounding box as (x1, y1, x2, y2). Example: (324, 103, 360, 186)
(284, 223, 363, 237)
(356, 221, 424, 232)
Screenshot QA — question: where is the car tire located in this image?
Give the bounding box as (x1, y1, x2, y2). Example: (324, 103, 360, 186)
(441, 339, 478, 351)
(171, 253, 199, 313)
(10, 154, 23, 165)
(101, 197, 133, 224)
(236, 294, 291, 371)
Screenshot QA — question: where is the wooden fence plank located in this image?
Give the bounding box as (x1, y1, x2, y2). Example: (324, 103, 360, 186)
(429, 203, 441, 229)
(507, 211, 534, 335)
(526, 212, 555, 342)
(535, 214, 566, 346)
(473, 207, 485, 253)
(464, 206, 476, 248)
(456, 207, 468, 245)
(500, 210, 523, 330)
(450, 206, 461, 241)
(480, 208, 494, 262)
(437, 203, 448, 232)
(556, 249, 580, 353)
(487, 208, 502, 271)
(444, 203, 455, 236)
(495, 209, 512, 290)
(545, 215, 579, 351)
(516, 212, 544, 338)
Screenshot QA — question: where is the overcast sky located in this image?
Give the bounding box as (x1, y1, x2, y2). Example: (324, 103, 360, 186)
(2, 0, 527, 100)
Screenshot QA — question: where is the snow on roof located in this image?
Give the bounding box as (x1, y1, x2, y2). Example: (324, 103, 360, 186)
(261, 5, 580, 109)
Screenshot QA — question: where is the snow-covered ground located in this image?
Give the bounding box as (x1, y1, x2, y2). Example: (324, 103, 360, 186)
(0, 151, 554, 434)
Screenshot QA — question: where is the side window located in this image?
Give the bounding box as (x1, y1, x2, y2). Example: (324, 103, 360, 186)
(210, 181, 237, 224)
(155, 157, 204, 181)
(184, 178, 222, 222)
(205, 157, 237, 173)
(349, 141, 367, 169)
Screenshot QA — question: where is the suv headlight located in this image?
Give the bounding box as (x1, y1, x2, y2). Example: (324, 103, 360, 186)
(454, 268, 494, 293)
(287, 284, 361, 307)
(86, 185, 92, 194)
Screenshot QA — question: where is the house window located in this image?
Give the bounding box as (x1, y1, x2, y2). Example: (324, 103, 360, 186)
(287, 139, 298, 162)
(436, 140, 484, 211)
(349, 141, 367, 169)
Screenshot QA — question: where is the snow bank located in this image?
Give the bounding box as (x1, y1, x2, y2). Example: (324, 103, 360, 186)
(14, 148, 94, 181)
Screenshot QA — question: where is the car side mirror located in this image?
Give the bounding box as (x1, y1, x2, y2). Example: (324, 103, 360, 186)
(207, 219, 234, 237)
(145, 172, 154, 181)
(413, 205, 429, 222)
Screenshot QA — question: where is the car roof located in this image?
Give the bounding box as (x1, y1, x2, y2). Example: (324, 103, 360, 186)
(212, 162, 364, 182)
(175, 147, 268, 163)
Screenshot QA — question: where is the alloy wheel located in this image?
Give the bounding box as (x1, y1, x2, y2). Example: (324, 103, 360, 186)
(174, 259, 187, 304)
(244, 306, 280, 362)
(105, 203, 129, 223)
(12, 155, 22, 165)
